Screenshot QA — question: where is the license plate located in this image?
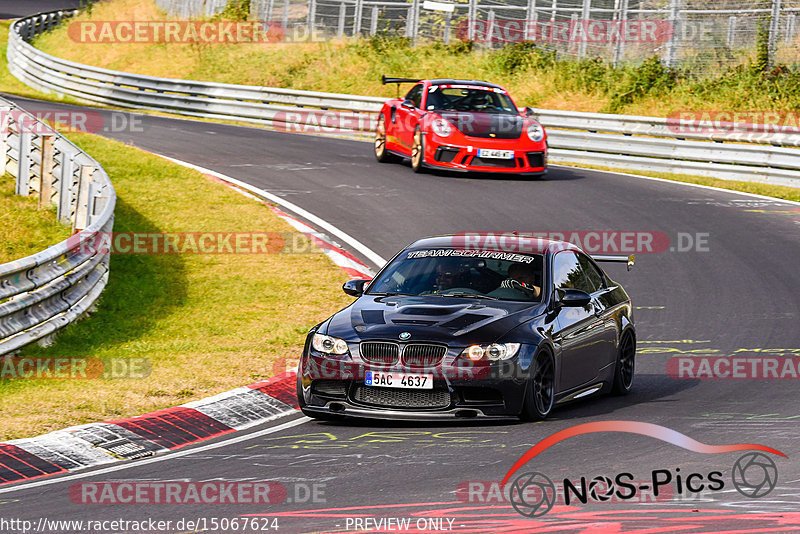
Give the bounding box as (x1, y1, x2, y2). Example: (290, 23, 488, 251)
(365, 371, 433, 390)
(478, 149, 514, 159)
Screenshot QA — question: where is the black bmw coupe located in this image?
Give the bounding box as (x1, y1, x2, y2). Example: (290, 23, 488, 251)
(297, 234, 636, 421)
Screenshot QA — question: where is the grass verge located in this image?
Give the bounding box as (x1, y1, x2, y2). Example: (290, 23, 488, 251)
(0, 173, 72, 264)
(0, 133, 351, 440)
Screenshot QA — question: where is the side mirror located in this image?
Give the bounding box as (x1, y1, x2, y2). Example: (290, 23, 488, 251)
(343, 278, 371, 297)
(556, 288, 591, 308)
(524, 106, 537, 118)
(401, 99, 415, 109)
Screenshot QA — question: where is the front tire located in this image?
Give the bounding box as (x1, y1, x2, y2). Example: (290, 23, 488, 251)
(411, 127, 425, 173)
(611, 332, 635, 395)
(520, 349, 555, 421)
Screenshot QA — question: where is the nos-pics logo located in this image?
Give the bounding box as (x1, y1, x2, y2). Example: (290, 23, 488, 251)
(502, 421, 785, 518)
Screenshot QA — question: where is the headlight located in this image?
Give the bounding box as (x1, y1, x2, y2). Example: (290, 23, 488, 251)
(462, 343, 521, 361)
(312, 333, 349, 355)
(431, 118, 453, 137)
(526, 120, 545, 142)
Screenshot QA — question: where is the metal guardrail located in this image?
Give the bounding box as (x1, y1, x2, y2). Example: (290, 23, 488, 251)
(7, 9, 800, 189)
(0, 95, 116, 357)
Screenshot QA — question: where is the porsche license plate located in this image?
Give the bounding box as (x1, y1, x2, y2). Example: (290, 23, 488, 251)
(478, 149, 514, 159)
(365, 371, 433, 390)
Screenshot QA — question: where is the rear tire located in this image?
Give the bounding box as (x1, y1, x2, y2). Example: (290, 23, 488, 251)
(374, 114, 396, 163)
(611, 332, 635, 395)
(411, 127, 426, 173)
(520, 349, 555, 421)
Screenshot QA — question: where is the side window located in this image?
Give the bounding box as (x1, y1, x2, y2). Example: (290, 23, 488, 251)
(552, 252, 586, 291)
(405, 84, 423, 108)
(577, 253, 606, 293)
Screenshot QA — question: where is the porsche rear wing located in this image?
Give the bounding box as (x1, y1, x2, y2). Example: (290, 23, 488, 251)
(382, 75, 423, 85)
(591, 254, 636, 271)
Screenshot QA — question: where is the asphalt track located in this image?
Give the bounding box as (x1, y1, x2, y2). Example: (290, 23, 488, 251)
(0, 1, 81, 19)
(2, 93, 799, 533)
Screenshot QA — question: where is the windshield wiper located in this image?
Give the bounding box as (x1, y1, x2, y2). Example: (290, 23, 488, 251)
(369, 292, 409, 297)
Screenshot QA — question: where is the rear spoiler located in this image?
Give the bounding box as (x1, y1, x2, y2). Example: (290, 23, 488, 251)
(592, 254, 635, 271)
(382, 75, 423, 85)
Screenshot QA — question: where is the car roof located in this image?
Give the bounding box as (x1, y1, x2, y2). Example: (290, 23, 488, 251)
(425, 79, 505, 90)
(406, 234, 581, 255)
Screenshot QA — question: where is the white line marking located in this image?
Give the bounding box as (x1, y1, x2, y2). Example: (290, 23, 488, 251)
(0, 417, 311, 495)
(550, 163, 800, 206)
(153, 154, 388, 268)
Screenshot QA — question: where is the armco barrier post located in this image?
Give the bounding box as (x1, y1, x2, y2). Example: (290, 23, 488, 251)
(0, 120, 7, 175)
(38, 135, 55, 210)
(57, 149, 74, 224)
(89, 183, 109, 227)
(73, 164, 93, 231)
(16, 131, 30, 196)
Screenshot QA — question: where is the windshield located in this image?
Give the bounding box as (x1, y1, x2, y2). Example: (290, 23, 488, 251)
(366, 249, 544, 302)
(425, 85, 518, 115)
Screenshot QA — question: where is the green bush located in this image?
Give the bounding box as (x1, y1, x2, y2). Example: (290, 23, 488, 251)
(607, 56, 678, 112)
(214, 0, 251, 22)
(491, 41, 556, 74)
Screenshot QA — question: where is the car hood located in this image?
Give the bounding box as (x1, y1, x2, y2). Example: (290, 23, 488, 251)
(325, 295, 544, 345)
(438, 112, 524, 139)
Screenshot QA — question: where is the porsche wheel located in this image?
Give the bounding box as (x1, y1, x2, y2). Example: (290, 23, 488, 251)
(611, 332, 635, 395)
(521, 349, 555, 421)
(411, 127, 425, 173)
(374, 114, 395, 163)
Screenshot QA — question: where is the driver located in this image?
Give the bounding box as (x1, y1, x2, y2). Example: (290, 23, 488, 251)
(472, 91, 493, 111)
(433, 258, 469, 292)
(500, 263, 541, 298)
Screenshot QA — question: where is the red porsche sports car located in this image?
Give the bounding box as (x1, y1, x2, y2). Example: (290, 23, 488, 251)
(374, 76, 547, 176)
